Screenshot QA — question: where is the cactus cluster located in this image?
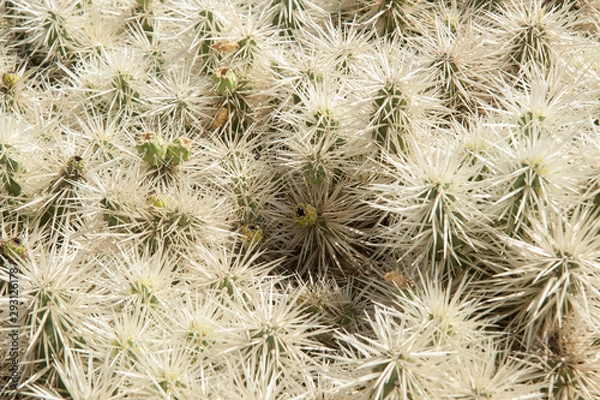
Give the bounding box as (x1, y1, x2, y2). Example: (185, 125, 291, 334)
(1, 0, 600, 399)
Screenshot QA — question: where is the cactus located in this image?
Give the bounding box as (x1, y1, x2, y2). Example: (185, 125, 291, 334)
(1, 1, 600, 399)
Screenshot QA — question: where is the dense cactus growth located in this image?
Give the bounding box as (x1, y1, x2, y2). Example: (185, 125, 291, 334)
(1, 0, 600, 399)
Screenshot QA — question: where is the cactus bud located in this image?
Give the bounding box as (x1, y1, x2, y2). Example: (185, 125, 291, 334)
(65, 155, 84, 180)
(148, 195, 168, 209)
(1, 237, 26, 261)
(302, 161, 326, 185)
(214, 68, 238, 95)
(165, 137, 192, 166)
(2, 72, 19, 90)
(292, 203, 318, 228)
(239, 224, 263, 246)
(137, 132, 167, 166)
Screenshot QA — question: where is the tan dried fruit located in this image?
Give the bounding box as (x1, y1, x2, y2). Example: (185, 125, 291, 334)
(384, 271, 414, 290)
(210, 106, 229, 130)
(212, 42, 240, 53)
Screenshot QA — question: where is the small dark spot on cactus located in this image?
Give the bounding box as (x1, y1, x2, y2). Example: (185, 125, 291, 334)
(294, 207, 306, 218)
(547, 330, 562, 356)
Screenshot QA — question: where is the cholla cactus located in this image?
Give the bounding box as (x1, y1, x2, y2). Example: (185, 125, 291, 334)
(335, 303, 454, 399)
(370, 138, 491, 277)
(2, 0, 600, 398)
(527, 314, 600, 399)
(6, 0, 81, 63)
(487, 0, 578, 77)
(487, 206, 600, 348)
(446, 339, 543, 399)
